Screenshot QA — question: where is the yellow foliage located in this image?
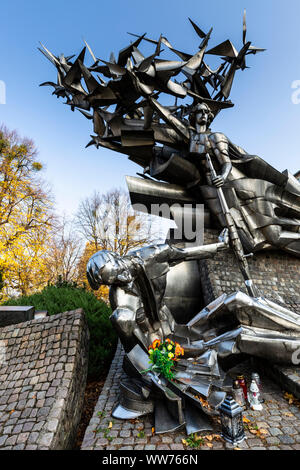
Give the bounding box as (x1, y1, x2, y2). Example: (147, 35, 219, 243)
(0, 126, 54, 300)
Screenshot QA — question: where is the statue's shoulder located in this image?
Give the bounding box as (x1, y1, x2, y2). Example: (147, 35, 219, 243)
(188, 125, 197, 137)
(208, 131, 228, 144)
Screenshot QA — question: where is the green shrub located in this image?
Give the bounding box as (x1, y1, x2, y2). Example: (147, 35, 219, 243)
(3, 285, 117, 379)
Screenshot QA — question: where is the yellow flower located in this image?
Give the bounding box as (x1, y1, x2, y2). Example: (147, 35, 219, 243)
(167, 344, 173, 351)
(168, 352, 174, 359)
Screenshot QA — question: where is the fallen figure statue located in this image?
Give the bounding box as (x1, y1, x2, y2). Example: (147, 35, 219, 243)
(86, 232, 300, 435)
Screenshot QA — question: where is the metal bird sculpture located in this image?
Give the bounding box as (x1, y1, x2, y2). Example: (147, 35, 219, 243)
(40, 13, 265, 164)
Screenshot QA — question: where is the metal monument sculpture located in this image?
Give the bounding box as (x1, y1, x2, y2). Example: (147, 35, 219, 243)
(41, 13, 300, 434)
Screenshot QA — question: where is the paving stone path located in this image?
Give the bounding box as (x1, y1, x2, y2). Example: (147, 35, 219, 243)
(81, 343, 300, 451)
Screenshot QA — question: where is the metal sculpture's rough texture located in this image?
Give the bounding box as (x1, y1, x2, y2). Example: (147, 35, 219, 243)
(41, 13, 300, 434)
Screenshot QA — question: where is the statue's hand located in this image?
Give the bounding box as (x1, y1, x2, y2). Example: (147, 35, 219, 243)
(212, 175, 225, 188)
(86, 257, 101, 290)
(218, 228, 229, 246)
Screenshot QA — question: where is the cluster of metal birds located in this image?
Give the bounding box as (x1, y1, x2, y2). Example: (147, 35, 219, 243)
(39, 12, 265, 149)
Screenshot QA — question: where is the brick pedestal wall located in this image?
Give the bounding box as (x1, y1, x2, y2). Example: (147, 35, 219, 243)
(200, 229, 300, 312)
(0, 309, 89, 450)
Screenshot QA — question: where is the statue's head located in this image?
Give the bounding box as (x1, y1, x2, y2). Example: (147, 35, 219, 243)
(190, 102, 214, 128)
(87, 250, 132, 289)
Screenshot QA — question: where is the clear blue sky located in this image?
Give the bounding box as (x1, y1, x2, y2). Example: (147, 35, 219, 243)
(1, 0, 300, 217)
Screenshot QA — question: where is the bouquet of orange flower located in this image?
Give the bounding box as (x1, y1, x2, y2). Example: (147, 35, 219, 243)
(142, 339, 184, 380)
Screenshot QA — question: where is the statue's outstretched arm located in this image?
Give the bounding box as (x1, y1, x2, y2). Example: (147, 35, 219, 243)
(169, 228, 229, 262)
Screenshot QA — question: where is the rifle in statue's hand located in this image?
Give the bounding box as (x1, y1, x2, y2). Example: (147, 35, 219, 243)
(206, 153, 259, 298)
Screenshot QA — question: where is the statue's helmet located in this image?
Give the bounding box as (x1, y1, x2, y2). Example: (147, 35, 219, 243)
(86, 250, 125, 289)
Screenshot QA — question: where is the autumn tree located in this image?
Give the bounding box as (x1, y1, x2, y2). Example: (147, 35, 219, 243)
(0, 125, 55, 299)
(75, 188, 156, 256)
(75, 188, 157, 299)
(44, 217, 83, 286)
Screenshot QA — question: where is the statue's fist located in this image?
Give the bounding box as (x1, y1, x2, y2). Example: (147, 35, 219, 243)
(86, 255, 102, 290)
(218, 228, 229, 246)
(212, 175, 224, 188)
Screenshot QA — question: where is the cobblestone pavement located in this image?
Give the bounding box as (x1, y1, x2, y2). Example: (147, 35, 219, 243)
(81, 343, 300, 451)
(0, 309, 89, 450)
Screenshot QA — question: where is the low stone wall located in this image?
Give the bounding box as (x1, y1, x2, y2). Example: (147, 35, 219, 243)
(0, 307, 35, 328)
(200, 229, 300, 311)
(0, 309, 89, 450)
(258, 360, 300, 400)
